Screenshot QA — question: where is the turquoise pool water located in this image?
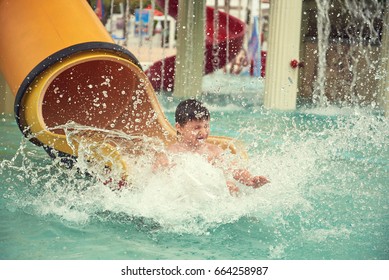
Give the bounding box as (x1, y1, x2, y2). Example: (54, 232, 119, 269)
(1, 89, 388, 260)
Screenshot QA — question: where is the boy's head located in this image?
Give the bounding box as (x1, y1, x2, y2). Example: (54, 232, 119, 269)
(175, 99, 210, 126)
(174, 99, 211, 144)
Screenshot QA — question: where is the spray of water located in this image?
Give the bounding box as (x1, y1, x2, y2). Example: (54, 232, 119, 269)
(312, 0, 385, 107)
(313, 0, 331, 106)
(1, 107, 387, 238)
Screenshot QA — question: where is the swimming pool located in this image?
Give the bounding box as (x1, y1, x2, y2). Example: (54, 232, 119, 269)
(1, 82, 388, 260)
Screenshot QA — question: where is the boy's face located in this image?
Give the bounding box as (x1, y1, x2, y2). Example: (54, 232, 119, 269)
(176, 119, 210, 148)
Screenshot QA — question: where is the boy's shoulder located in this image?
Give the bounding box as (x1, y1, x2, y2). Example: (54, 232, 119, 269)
(167, 142, 182, 153)
(205, 142, 223, 155)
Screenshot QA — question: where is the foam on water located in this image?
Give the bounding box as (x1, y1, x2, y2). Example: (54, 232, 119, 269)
(1, 140, 269, 234)
(0, 116, 314, 234)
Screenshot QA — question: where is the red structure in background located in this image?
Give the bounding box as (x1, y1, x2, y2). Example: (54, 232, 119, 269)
(145, 0, 247, 92)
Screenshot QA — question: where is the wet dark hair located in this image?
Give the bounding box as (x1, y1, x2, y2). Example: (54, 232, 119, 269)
(175, 99, 210, 126)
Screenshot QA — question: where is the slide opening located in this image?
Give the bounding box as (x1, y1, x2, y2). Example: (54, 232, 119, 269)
(42, 58, 140, 134)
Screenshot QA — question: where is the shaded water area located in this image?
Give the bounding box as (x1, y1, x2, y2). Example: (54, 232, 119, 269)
(1, 73, 388, 259)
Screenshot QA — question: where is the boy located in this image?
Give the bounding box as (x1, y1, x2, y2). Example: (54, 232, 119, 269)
(154, 99, 269, 195)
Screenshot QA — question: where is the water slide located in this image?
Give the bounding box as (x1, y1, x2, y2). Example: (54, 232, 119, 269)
(0, 0, 242, 170)
(146, 0, 247, 91)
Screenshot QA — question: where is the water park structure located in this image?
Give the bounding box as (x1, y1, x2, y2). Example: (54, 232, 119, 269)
(0, 0, 388, 164)
(0, 0, 246, 165)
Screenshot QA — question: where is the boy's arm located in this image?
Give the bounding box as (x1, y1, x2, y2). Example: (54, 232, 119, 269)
(152, 151, 170, 173)
(232, 169, 270, 188)
(215, 146, 270, 189)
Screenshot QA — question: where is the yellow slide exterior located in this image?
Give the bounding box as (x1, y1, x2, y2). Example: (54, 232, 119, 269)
(0, 0, 113, 94)
(0, 0, 243, 170)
